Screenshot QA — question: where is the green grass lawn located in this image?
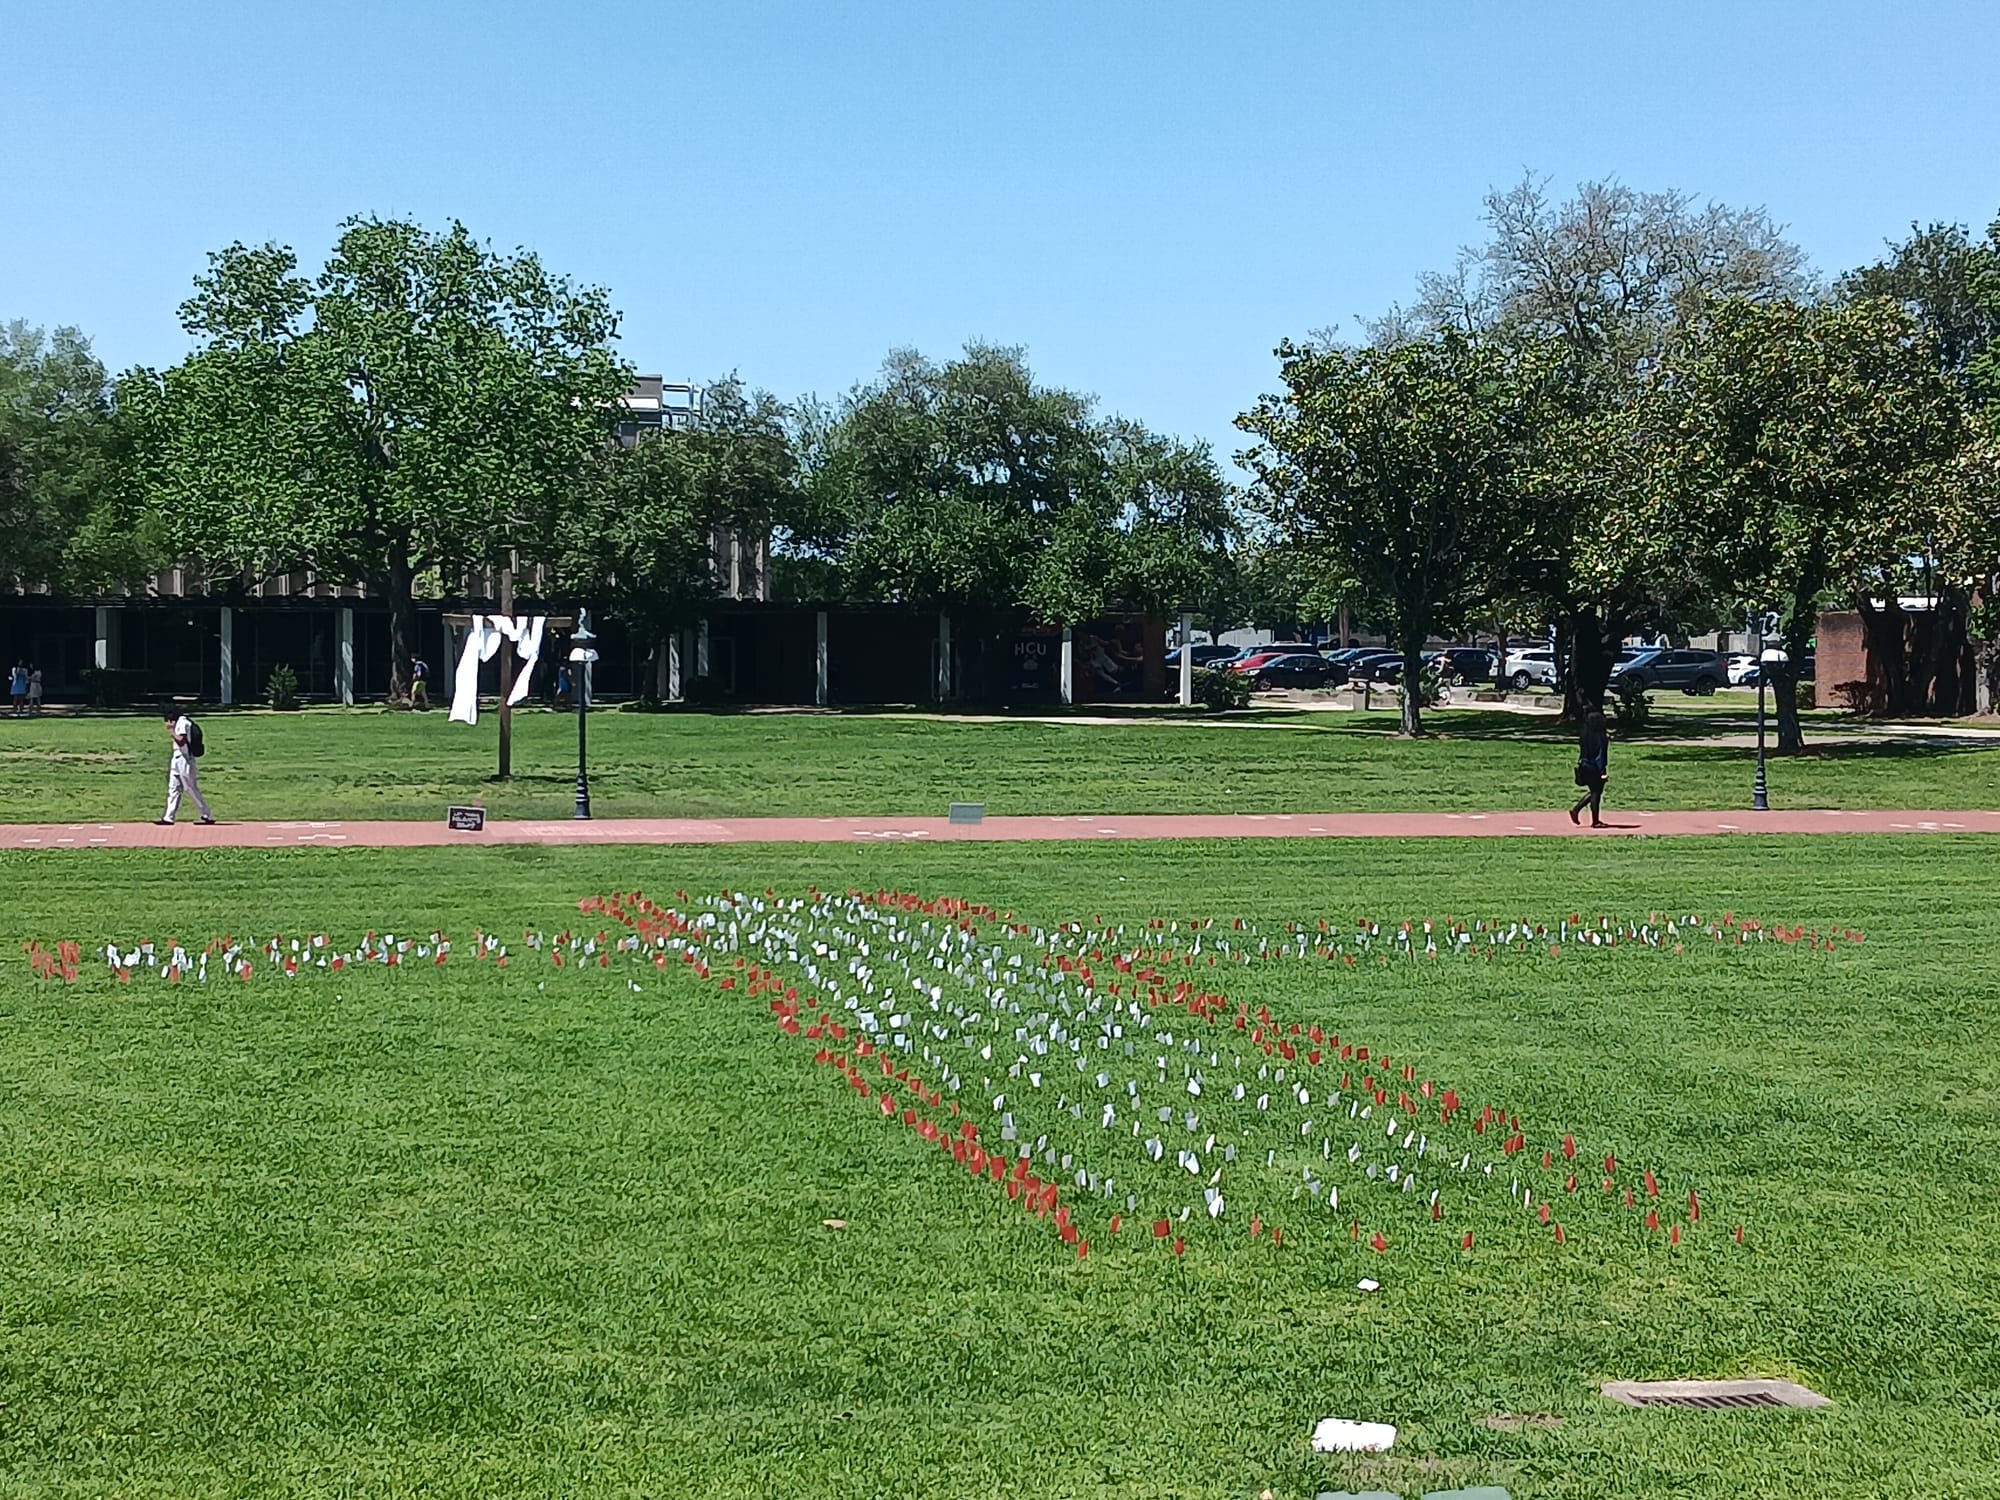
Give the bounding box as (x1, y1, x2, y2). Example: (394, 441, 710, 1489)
(4, 704, 1999, 822)
(3, 836, 1997, 1497)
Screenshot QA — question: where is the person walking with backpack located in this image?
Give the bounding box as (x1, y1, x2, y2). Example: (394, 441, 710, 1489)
(155, 705, 215, 825)
(1569, 708, 1610, 828)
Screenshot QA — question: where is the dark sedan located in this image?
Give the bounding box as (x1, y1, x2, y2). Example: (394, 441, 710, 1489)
(1430, 647, 1495, 685)
(1251, 653, 1345, 688)
(1611, 648, 1727, 695)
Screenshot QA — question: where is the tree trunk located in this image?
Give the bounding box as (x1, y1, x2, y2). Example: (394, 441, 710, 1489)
(384, 551, 416, 706)
(1922, 585, 1968, 715)
(1855, 596, 1909, 716)
(1563, 606, 1612, 722)
(1774, 616, 1813, 753)
(1399, 645, 1424, 737)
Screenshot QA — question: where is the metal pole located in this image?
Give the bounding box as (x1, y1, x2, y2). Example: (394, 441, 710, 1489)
(497, 565, 514, 779)
(574, 660, 591, 820)
(1753, 675, 1769, 811)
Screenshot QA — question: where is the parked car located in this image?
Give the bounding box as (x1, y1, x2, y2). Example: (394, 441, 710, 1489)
(1611, 647, 1727, 695)
(1228, 643, 1324, 674)
(1429, 647, 1495, 685)
(1740, 653, 1816, 686)
(1500, 648, 1557, 691)
(1166, 643, 1241, 669)
(1347, 651, 1411, 684)
(1725, 652, 1759, 685)
(1251, 653, 1344, 689)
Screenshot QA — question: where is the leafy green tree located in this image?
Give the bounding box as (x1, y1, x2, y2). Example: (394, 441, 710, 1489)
(122, 218, 630, 700)
(1237, 329, 1567, 735)
(1840, 219, 2000, 397)
(796, 344, 1235, 627)
(0, 321, 155, 591)
(1370, 176, 1814, 714)
(549, 377, 797, 668)
(1841, 215, 2000, 709)
(1643, 296, 1964, 747)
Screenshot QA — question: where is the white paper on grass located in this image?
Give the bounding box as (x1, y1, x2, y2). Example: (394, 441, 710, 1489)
(1310, 1416, 1397, 1452)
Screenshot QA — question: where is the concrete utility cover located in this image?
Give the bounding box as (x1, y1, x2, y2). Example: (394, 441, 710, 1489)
(1602, 1378, 1831, 1410)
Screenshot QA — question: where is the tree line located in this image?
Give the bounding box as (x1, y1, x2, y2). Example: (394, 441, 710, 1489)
(1240, 178, 2000, 745)
(5, 180, 1998, 734)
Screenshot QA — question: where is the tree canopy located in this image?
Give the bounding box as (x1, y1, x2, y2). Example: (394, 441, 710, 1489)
(122, 217, 631, 698)
(1238, 328, 1569, 735)
(792, 343, 1236, 623)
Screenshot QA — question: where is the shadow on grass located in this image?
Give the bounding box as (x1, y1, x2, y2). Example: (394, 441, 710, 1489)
(1638, 737, 2000, 764)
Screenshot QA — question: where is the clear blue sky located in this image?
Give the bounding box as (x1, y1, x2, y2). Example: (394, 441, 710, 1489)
(5, 1, 1997, 468)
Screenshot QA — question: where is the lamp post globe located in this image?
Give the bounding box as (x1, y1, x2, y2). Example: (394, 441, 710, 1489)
(569, 613, 599, 821)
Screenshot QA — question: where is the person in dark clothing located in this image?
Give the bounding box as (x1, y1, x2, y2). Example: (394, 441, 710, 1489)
(1570, 708, 1610, 827)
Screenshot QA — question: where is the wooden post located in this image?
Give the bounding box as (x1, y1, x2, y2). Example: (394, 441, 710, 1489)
(497, 566, 514, 780)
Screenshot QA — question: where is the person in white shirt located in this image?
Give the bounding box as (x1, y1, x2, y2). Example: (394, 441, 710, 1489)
(155, 706, 214, 825)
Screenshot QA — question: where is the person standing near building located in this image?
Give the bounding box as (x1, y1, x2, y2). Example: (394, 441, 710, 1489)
(8, 661, 24, 716)
(410, 654, 431, 711)
(154, 705, 215, 826)
(26, 665, 43, 715)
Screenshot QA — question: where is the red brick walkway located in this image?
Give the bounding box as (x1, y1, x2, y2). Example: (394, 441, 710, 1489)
(2, 808, 1995, 849)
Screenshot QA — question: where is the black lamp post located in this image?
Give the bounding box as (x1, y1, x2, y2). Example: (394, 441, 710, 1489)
(1753, 645, 1787, 811)
(570, 612, 598, 820)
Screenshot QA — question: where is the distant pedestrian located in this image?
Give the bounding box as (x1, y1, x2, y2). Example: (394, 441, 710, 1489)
(155, 705, 215, 826)
(26, 665, 43, 715)
(1569, 708, 1609, 828)
(553, 663, 572, 710)
(8, 661, 24, 716)
(410, 655, 431, 711)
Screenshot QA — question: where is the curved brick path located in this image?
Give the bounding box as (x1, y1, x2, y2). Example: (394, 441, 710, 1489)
(1, 808, 1997, 849)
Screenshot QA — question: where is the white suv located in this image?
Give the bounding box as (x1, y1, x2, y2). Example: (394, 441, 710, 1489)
(1501, 649, 1556, 690)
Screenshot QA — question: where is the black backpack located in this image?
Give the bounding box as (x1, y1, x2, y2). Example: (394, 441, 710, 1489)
(186, 720, 205, 758)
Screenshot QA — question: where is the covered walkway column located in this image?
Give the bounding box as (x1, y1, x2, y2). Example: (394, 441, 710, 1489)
(1178, 609, 1193, 706)
(936, 613, 952, 701)
(667, 631, 684, 701)
(93, 606, 120, 669)
(696, 619, 710, 678)
(218, 606, 235, 706)
(336, 607, 355, 704)
(814, 610, 829, 706)
(1059, 627, 1074, 705)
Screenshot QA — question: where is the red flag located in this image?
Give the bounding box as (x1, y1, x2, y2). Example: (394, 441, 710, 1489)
(1645, 1209, 1660, 1232)
(1688, 1189, 1701, 1223)
(1370, 1232, 1388, 1253)
(1172, 1237, 1186, 1257)
(1461, 1231, 1474, 1251)
(1643, 1168, 1659, 1198)
(1553, 1223, 1566, 1245)
(1562, 1134, 1577, 1160)
(1670, 1223, 1682, 1246)
(1153, 1219, 1171, 1239)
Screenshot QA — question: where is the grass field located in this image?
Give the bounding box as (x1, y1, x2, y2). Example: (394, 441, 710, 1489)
(4, 836, 1997, 1498)
(5, 704, 2000, 823)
